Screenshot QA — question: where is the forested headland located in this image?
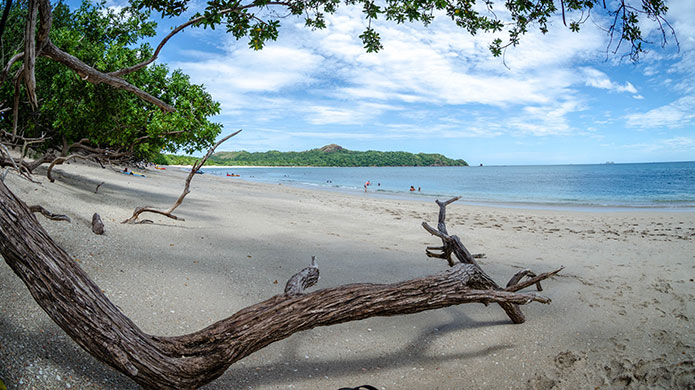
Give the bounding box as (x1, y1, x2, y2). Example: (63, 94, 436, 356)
(157, 144, 468, 167)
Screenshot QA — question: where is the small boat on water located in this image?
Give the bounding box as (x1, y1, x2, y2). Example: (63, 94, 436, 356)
(227, 173, 240, 177)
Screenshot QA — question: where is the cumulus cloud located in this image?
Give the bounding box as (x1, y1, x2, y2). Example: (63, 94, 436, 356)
(581, 68, 638, 93)
(626, 96, 695, 129)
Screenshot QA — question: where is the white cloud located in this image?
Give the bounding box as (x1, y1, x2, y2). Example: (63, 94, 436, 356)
(622, 136, 695, 154)
(302, 102, 402, 125)
(171, 45, 324, 109)
(581, 68, 638, 93)
(626, 96, 695, 129)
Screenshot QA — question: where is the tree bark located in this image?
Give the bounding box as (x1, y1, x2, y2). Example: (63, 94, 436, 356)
(23, 0, 38, 108)
(0, 180, 559, 389)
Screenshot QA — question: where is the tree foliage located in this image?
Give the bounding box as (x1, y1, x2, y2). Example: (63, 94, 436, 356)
(0, 0, 222, 162)
(132, 0, 675, 62)
(159, 144, 469, 166)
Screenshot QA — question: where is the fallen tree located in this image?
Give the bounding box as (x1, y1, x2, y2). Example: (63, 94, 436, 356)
(0, 182, 561, 389)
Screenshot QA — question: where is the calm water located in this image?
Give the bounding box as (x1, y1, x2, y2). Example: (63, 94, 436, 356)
(201, 161, 695, 210)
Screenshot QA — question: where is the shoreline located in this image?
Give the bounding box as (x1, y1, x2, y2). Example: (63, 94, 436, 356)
(166, 165, 695, 213)
(1, 161, 693, 389)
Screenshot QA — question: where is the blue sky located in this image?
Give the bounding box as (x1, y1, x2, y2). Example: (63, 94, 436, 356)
(108, 0, 693, 165)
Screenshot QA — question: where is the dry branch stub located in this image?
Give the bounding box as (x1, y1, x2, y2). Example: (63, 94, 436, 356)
(91, 213, 104, 235)
(284, 256, 320, 295)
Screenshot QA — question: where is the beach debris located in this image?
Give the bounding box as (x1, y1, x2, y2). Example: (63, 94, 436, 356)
(28, 205, 71, 222)
(94, 181, 105, 194)
(91, 213, 104, 235)
(122, 131, 241, 224)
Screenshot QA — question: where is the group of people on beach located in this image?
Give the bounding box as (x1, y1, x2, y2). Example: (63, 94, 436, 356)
(363, 180, 420, 193)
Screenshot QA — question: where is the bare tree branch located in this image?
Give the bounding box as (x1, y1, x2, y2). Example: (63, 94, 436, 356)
(109, 2, 292, 77)
(40, 41, 174, 112)
(1, 52, 23, 84)
(28, 204, 71, 222)
(46, 154, 91, 182)
(123, 130, 241, 223)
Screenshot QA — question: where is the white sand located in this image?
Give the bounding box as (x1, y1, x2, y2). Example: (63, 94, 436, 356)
(1, 161, 693, 389)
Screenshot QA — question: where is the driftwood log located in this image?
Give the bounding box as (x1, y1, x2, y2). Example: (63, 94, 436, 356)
(122, 131, 241, 224)
(0, 182, 561, 389)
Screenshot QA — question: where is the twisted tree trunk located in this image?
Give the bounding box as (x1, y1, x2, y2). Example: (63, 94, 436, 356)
(0, 182, 560, 389)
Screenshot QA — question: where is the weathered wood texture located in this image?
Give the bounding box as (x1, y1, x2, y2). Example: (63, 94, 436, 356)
(284, 256, 320, 295)
(91, 213, 104, 235)
(0, 182, 559, 389)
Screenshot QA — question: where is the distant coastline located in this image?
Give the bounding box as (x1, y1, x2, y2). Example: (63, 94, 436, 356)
(157, 144, 468, 167)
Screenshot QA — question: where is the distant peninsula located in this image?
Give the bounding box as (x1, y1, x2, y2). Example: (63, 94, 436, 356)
(158, 144, 468, 167)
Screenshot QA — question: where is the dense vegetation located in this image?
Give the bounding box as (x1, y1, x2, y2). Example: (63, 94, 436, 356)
(156, 144, 468, 167)
(0, 1, 221, 162)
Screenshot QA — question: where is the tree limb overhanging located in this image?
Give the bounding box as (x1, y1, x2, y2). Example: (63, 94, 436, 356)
(122, 130, 241, 224)
(0, 180, 561, 389)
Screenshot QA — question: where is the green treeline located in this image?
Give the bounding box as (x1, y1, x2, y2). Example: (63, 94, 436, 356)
(155, 144, 468, 167)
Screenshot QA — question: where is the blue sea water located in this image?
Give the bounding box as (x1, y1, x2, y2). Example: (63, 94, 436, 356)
(201, 161, 695, 210)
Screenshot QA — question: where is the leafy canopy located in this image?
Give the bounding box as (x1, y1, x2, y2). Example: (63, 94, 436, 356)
(133, 0, 673, 61)
(0, 0, 222, 160)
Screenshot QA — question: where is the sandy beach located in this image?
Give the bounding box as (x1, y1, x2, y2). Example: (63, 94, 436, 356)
(1, 161, 693, 389)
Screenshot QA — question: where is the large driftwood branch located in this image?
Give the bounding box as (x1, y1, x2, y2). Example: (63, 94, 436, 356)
(122, 131, 241, 224)
(422, 197, 562, 324)
(0, 179, 554, 389)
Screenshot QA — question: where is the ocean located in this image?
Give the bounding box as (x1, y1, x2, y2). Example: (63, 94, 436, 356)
(200, 161, 695, 210)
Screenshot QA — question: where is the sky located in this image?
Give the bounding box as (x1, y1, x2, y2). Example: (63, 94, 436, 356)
(107, 0, 693, 165)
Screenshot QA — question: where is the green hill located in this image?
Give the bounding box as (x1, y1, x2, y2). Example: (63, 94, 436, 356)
(157, 144, 467, 167)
